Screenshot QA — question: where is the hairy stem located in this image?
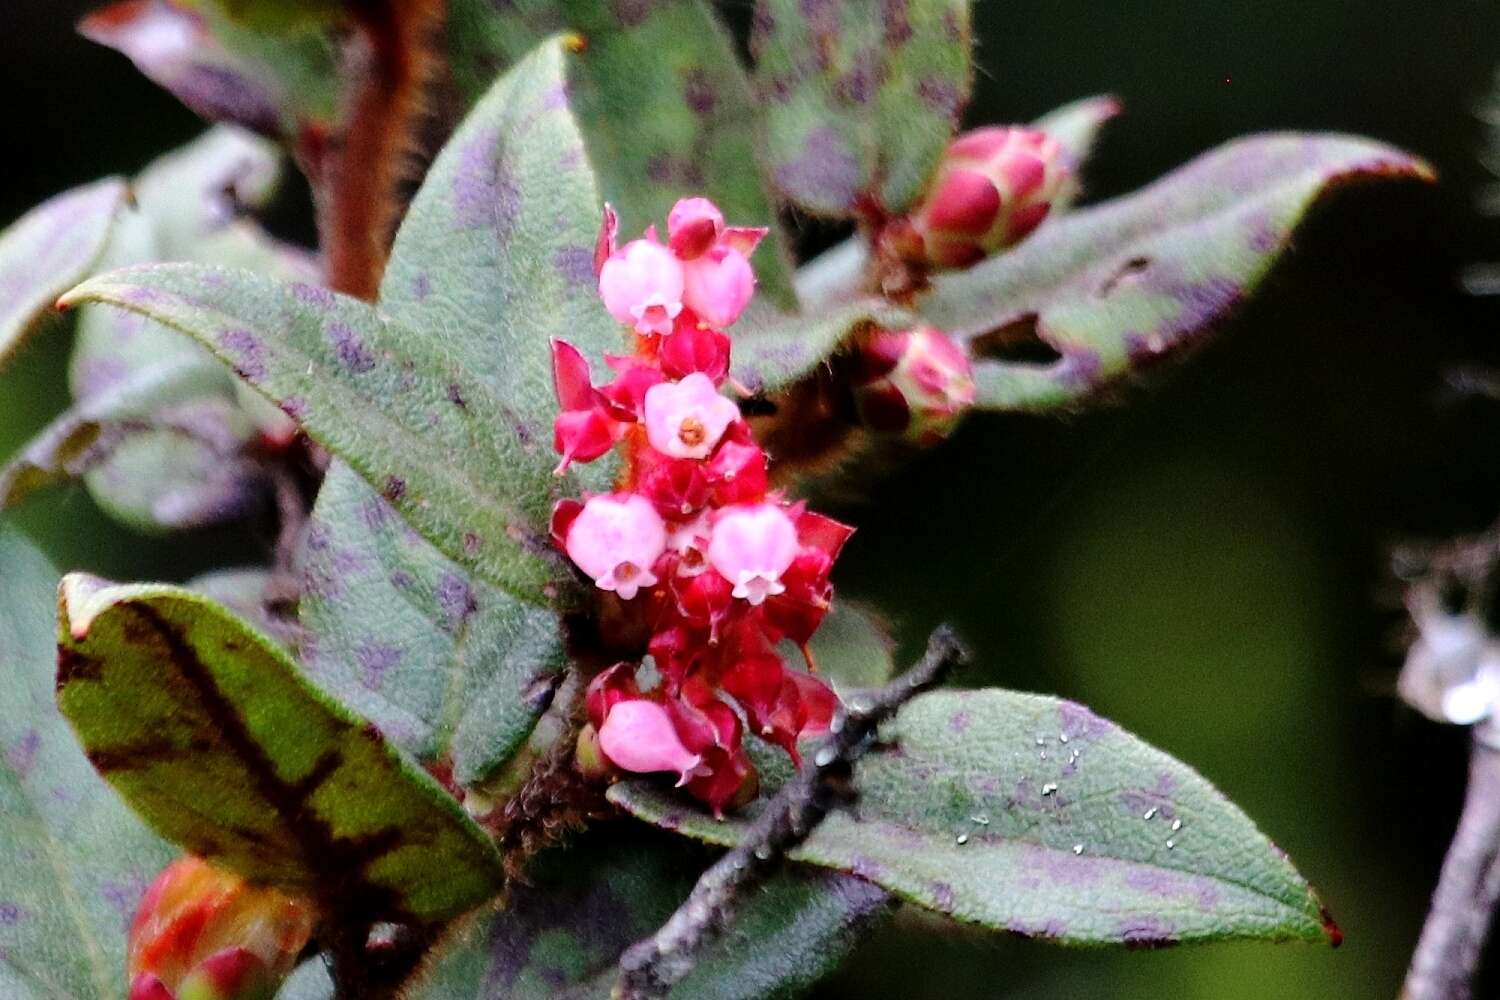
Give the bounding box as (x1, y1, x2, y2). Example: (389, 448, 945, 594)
(612, 625, 969, 1000)
(1402, 730, 1500, 1000)
(319, 0, 438, 299)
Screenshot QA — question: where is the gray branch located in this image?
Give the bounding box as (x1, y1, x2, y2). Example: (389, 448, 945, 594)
(1402, 729, 1500, 1000)
(612, 625, 969, 1000)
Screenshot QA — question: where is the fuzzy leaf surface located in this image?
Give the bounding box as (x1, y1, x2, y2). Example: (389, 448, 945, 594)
(1032, 95, 1122, 211)
(732, 298, 912, 397)
(298, 461, 565, 785)
(918, 133, 1432, 411)
(444, 0, 799, 307)
(380, 34, 623, 498)
(55, 576, 504, 924)
(0, 179, 127, 372)
(0, 528, 174, 1000)
(412, 829, 890, 999)
(751, 0, 972, 216)
(612, 688, 1333, 947)
(63, 42, 615, 601)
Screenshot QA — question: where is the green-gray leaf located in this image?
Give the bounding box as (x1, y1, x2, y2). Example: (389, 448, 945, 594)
(733, 298, 913, 397)
(0, 359, 236, 512)
(68, 126, 310, 533)
(445, 0, 799, 308)
(790, 602, 896, 695)
(81, 0, 340, 139)
(62, 41, 612, 603)
(917, 133, 1432, 411)
(611, 688, 1335, 947)
(55, 575, 504, 924)
(1, 527, 174, 1000)
(0, 178, 127, 372)
(751, 0, 973, 216)
(379, 31, 623, 498)
(1032, 95, 1122, 210)
(412, 829, 891, 999)
(298, 461, 565, 786)
(60, 262, 572, 605)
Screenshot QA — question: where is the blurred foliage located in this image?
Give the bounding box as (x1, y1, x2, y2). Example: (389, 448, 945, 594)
(6, 1, 1500, 997)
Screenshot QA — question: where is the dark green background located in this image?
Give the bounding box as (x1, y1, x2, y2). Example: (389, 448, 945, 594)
(5, 2, 1500, 998)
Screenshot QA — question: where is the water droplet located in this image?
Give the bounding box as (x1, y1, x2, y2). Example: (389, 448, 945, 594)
(1041, 782, 1058, 796)
(1059, 733, 1070, 744)
(956, 833, 969, 845)
(1143, 807, 1158, 820)
(1171, 818, 1183, 832)
(1072, 844, 1084, 855)
(755, 845, 773, 861)
(1165, 839, 1176, 850)
(814, 746, 837, 767)
(971, 813, 990, 826)
(1039, 751, 1048, 761)
(1035, 736, 1046, 746)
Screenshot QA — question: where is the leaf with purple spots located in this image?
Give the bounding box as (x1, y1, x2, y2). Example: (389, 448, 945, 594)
(0, 527, 174, 999)
(410, 827, 891, 1000)
(57, 43, 675, 604)
(611, 688, 1336, 947)
(80, 0, 340, 140)
(751, 0, 973, 216)
(380, 33, 625, 499)
(60, 260, 579, 603)
(55, 574, 506, 925)
(0, 177, 127, 373)
(444, 0, 800, 308)
(917, 133, 1433, 411)
(298, 461, 566, 787)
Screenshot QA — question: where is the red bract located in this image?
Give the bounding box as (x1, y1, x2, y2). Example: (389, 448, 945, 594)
(554, 198, 852, 814)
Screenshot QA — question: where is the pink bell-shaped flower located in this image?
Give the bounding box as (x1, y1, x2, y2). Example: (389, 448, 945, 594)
(564, 494, 668, 599)
(643, 373, 742, 460)
(597, 698, 706, 785)
(708, 502, 800, 605)
(599, 237, 686, 336)
(681, 245, 756, 329)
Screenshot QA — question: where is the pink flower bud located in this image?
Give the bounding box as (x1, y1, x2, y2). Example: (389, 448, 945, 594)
(681, 246, 756, 329)
(708, 502, 800, 605)
(659, 320, 732, 384)
(705, 440, 769, 507)
(643, 373, 742, 460)
(640, 456, 711, 521)
(565, 494, 668, 600)
(599, 237, 686, 336)
(667, 197, 725, 260)
(597, 698, 706, 785)
(897, 126, 1071, 269)
(128, 857, 315, 1000)
(853, 327, 976, 444)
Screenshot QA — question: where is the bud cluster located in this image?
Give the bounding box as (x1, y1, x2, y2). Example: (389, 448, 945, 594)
(885, 125, 1072, 270)
(852, 326, 977, 445)
(551, 198, 850, 814)
(128, 857, 315, 1000)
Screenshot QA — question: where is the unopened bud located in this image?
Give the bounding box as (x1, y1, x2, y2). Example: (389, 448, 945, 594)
(853, 327, 976, 444)
(890, 126, 1071, 269)
(128, 857, 316, 1000)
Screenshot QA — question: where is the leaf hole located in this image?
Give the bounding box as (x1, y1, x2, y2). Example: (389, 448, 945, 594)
(1098, 256, 1154, 296)
(969, 313, 1061, 365)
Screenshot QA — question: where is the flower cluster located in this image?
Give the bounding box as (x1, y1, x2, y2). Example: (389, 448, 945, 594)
(551, 198, 850, 814)
(128, 856, 315, 1000)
